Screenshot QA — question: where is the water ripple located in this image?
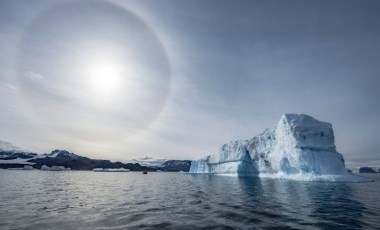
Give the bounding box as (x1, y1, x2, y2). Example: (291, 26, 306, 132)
(0, 171, 379, 229)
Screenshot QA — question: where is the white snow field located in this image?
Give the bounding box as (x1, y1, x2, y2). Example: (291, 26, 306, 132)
(189, 114, 371, 182)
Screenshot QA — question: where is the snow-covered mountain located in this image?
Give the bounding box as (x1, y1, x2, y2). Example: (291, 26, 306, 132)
(0, 142, 191, 171)
(43, 149, 82, 159)
(0, 140, 37, 159)
(189, 114, 371, 182)
(128, 156, 167, 167)
(0, 141, 82, 162)
(162, 160, 191, 172)
(128, 157, 191, 171)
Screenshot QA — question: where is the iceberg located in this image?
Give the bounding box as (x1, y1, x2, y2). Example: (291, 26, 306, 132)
(49, 166, 67, 171)
(7, 165, 34, 170)
(22, 165, 34, 170)
(189, 114, 371, 182)
(40, 165, 50, 171)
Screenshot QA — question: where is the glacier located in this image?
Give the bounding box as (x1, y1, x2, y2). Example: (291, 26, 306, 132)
(189, 114, 371, 182)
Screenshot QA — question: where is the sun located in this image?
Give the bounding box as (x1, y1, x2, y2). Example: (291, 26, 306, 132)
(87, 60, 122, 94)
(79, 46, 129, 98)
(80, 52, 131, 106)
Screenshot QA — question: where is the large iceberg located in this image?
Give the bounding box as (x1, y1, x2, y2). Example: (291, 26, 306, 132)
(190, 114, 370, 182)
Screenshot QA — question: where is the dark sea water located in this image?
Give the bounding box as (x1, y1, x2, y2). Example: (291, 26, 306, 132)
(0, 170, 379, 230)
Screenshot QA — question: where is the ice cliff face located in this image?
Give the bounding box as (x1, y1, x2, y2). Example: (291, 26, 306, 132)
(190, 114, 370, 182)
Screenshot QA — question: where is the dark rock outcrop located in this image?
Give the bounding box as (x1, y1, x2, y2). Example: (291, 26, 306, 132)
(161, 160, 191, 172)
(358, 167, 379, 173)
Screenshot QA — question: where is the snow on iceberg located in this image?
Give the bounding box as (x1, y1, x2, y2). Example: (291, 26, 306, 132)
(189, 114, 371, 182)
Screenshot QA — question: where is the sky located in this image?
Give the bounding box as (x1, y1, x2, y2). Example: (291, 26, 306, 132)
(0, 0, 379, 162)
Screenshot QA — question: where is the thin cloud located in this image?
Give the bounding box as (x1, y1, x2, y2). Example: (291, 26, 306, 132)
(27, 71, 43, 80)
(4, 83, 18, 91)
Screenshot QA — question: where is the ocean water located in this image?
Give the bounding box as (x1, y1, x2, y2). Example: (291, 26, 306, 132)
(0, 171, 379, 230)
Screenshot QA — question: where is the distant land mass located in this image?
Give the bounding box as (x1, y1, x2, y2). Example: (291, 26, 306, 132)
(0, 141, 191, 172)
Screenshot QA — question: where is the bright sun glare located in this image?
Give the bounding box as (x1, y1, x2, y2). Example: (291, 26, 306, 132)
(87, 60, 122, 94)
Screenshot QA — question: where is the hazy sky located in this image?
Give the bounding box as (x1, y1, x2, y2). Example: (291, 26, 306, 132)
(0, 0, 379, 161)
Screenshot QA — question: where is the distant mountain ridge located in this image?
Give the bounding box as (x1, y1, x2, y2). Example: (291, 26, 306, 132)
(0, 140, 37, 160)
(43, 149, 82, 159)
(28, 150, 155, 171)
(162, 160, 191, 172)
(129, 156, 167, 167)
(0, 141, 191, 172)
